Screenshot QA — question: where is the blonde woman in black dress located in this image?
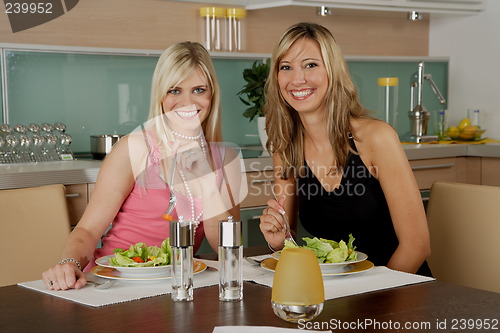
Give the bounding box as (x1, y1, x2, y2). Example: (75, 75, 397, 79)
(259, 23, 432, 276)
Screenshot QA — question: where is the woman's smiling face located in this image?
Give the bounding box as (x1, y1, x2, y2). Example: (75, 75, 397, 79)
(162, 68, 212, 131)
(277, 38, 329, 115)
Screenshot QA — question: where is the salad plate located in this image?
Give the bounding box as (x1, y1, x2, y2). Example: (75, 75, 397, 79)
(272, 251, 368, 274)
(95, 254, 171, 278)
(91, 259, 207, 281)
(261, 257, 374, 276)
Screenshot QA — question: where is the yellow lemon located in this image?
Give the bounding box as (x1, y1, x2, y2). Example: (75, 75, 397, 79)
(458, 118, 471, 130)
(459, 125, 478, 140)
(446, 126, 460, 139)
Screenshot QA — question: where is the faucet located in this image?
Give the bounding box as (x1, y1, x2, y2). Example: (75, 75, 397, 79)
(408, 61, 446, 141)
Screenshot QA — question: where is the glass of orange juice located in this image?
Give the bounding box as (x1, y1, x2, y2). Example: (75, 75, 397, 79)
(271, 248, 324, 322)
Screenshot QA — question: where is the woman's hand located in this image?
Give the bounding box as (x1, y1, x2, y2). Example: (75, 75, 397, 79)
(42, 262, 87, 290)
(259, 196, 287, 250)
(170, 140, 214, 184)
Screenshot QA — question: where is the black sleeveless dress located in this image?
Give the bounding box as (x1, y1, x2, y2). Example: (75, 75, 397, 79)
(297, 143, 432, 277)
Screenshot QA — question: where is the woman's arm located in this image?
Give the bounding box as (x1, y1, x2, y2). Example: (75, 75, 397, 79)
(42, 136, 138, 290)
(357, 120, 431, 273)
(259, 153, 298, 250)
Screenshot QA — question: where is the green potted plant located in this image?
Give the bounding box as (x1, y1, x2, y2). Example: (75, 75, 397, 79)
(238, 59, 270, 150)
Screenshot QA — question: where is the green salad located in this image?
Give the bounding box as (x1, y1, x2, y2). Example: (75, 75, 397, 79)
(109, 238, 172, 267)
(283, 234, 358, 264)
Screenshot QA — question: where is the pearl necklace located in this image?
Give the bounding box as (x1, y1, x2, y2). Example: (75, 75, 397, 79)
(178, 168, 203, 235)
(171, 130, 207, 159)
(170, 136, 208, 237)
(172, 130, 202, 141)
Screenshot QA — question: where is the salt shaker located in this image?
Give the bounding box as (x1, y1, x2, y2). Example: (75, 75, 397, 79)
(219, 216, 243, 301)
(170, 216, 194, 302)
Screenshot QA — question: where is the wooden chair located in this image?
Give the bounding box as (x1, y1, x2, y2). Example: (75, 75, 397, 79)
(426, 181, 500, 293)
(0, 184, 70, 287)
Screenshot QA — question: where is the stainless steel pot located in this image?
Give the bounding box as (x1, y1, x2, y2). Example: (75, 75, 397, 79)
(90, 135, 122, 160)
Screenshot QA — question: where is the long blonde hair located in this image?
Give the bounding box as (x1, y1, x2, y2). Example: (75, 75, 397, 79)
(148, 41, 222, 143)
(264, 22, 370, 179)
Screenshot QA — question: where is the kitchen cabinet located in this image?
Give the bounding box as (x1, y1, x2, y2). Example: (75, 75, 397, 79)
(241, 156, 483, 205)
(410, 157, 481, 190)
(481, 157, 500, 187)
(410, 157, 458, 190)
(63, 183, 96, 226)
(239, 171, 274, 249)
(88, 183, 96, 199)
(400, 0, 486, 12)
(64, 184, 89, 226)
(241, 171, 274, 209)
(246, 0, 487, 13)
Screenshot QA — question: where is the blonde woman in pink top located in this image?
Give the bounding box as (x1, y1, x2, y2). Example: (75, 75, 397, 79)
(42, 42, 244, 290)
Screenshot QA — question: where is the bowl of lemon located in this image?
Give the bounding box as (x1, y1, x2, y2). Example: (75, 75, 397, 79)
(446, 118, 486, 141)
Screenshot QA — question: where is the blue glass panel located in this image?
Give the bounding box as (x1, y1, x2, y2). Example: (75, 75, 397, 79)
(6, 50, 157, 152)
(348, 61, 448, 137)
(3, 49, 448, 152)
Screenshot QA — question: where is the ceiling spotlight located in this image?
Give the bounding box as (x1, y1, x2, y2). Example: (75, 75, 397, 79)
(407, 11, 423, 21)
(317, 6, 333, 16)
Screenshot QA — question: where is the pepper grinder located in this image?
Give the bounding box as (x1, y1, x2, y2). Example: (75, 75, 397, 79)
(170, 216, 194, 302)
(219, 216, 243, 301)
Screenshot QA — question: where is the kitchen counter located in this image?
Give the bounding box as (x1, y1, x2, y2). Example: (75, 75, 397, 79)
(467, 142, 500, 158)
(402, 143, 469, 160)
(1, 143, 500, 190)
(0, 160, 101, 190)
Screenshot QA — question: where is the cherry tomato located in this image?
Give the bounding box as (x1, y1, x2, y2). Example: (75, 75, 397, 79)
(162, 214, 174, 221)
(132, 256, 145, 263)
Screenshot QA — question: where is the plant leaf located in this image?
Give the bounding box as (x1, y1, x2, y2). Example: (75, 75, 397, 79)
(239, 59, 270, 120)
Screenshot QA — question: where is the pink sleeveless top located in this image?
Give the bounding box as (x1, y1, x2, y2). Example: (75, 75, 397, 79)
(85, 135, 225, 271)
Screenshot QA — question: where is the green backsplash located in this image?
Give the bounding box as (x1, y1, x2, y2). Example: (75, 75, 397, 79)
(349, 61, 448, 138)
(1, 49, 448, 152)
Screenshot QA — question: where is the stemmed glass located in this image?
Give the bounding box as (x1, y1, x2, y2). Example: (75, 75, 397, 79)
(57, 133, 73, 156)
(271, 248, 324, 322)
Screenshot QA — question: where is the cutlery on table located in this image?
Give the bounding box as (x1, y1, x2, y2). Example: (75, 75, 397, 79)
(87, 280, 116, 290)
(161, 156, 177, 219)
(267, 180, 299, 247)
(245, 257, 267, 266)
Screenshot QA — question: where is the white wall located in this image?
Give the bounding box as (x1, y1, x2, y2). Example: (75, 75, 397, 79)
(429, 1, 500, 139)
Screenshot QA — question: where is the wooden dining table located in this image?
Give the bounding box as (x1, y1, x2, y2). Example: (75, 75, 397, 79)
(2, 247, 500, 333)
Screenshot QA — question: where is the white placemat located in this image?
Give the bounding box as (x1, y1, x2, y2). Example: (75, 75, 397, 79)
(214, 327, 331, 333)
(243, 256, 435, 301)
(18, 266, 220, 307)
(18, 257, 434, 307)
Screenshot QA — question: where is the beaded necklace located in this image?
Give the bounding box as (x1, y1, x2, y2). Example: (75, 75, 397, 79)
(166, 130, 208, 236)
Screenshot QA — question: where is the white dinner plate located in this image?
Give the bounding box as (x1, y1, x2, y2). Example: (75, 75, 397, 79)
(91, 259, 207, 281)
(261, 257, 374, 276)
(95, 254, 171, 278)
(272, 251, 368, 274)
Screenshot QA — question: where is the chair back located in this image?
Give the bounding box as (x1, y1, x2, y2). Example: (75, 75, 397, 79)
(426, 181, 500, 293)
(0, 184, 70, 287)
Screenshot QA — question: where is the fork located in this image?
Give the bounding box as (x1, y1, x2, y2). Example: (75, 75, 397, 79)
(267, 180, 299, 247)
(245, 257, 270, 266)
(162, 156, 177, 217)
(87, 280, 116, 290)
